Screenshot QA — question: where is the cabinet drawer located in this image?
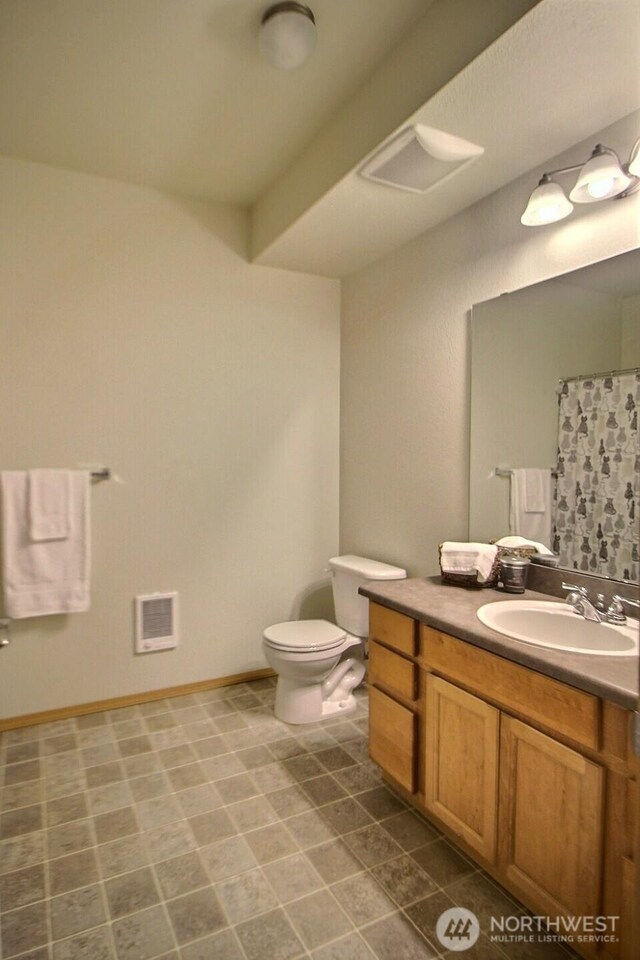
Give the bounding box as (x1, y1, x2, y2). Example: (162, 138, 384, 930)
(370, 603, 417, 657)
(421, 626, 599, 751)
(369, 640, 417, 702)
(369, 686, 417, 793)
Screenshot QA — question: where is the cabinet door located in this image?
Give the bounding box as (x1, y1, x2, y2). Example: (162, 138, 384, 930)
(369, 686, 416, 793)
(424, 675, 499, 861)
(499, 715, 604, 921)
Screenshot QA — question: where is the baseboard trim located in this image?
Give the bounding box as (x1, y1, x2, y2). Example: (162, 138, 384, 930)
(0, 668, 277, 732)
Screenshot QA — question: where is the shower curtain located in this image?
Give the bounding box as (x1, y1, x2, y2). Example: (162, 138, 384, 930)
(553, 369, 639, 582)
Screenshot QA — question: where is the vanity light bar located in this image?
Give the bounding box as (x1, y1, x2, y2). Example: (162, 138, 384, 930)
(521, 137, 640, 226)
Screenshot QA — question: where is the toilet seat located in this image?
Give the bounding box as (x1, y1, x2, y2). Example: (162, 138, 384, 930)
(263, 619, 347, 653)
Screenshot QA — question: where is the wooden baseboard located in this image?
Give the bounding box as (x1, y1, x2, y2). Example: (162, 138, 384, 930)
(0, 668, 277, 732)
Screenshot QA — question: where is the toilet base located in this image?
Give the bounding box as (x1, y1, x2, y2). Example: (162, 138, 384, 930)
(273, 654, 365, 725)
(274, 679, 360, 725)
(319, 694, 359, 720)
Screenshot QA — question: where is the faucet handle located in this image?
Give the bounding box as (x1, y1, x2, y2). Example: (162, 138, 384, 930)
(607, 595, 640, 623)
(561, 582, 589, 615)
(561, 582, 588, 597)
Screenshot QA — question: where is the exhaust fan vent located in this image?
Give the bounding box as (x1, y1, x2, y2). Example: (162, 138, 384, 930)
(360, 124, 484, 194)
(135, 593, 179, 653)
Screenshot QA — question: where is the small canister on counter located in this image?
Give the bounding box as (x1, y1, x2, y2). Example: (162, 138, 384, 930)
(499, 554, 530, 593)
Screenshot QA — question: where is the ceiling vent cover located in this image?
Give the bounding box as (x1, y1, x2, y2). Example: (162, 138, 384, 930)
(360, 124, 484, 194)
(135, 593, 179, 653)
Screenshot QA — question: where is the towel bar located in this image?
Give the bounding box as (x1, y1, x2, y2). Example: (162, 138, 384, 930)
(495, 466, 558, 479)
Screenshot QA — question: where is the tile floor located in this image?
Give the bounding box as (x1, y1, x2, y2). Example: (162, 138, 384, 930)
(0, 679, 579, 960)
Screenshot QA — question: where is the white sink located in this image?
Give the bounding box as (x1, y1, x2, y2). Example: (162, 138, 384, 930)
(477, 600, 638, 657)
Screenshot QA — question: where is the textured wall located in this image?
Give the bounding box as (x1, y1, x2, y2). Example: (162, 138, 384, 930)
(0, 158, 340, 718)
(621, 293, 640, 367)
(340, 112, 640, 576)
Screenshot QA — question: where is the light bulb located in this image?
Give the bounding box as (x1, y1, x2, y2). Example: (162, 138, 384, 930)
(538, 204, 562, 223)
(587, 177, 614, 199)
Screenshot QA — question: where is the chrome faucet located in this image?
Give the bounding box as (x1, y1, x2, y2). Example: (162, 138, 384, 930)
(606, 595, 640, 624)
(561, 583, 606, 622)
(562, 583, 640, 624)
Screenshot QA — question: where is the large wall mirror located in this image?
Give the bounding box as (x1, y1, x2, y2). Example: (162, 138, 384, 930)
(470, 248, 639, 584)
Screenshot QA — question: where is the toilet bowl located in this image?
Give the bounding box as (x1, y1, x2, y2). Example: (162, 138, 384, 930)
(263, 555, 406, 725)
(263, 620, 366, 725)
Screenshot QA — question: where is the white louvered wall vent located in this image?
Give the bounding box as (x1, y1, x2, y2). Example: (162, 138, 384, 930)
(135, 593, 179, 653)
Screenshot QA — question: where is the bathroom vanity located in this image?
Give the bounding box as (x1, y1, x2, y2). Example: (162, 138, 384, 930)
(361, 577, 639, 960)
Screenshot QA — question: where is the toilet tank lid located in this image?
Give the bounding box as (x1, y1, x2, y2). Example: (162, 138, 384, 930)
(329, 555, 406, 580)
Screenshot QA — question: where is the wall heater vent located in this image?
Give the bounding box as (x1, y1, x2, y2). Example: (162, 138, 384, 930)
(135, 593, 179, 653)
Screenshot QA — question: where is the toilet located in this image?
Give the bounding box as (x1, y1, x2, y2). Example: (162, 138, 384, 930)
(263, 555, 406, 724)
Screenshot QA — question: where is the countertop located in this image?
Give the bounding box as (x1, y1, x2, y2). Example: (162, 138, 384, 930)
(360, 577, 639, 709)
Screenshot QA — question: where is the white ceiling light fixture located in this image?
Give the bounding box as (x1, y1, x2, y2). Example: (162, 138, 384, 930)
(360, 124, 484, 194)
(259, 2, 316, 70)
(521, 138, 640, 226)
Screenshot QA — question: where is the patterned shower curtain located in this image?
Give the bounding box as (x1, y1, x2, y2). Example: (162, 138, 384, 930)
(553, 370, 639, 582)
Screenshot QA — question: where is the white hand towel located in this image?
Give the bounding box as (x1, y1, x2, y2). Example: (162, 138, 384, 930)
(523, 468, 547, 513)
(28, 469, 71, 541)
(509, 469, 552, 548)
(441, 542, 498, 583)
(494, 535, 553, 555)
(1, 470, 91, 618)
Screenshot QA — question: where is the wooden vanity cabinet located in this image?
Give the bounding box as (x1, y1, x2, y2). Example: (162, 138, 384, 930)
(366, 601, 637, 960)
(368, 604, 420, 795)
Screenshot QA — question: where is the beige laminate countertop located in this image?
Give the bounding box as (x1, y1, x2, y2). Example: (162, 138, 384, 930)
(360, 576, 639, 710)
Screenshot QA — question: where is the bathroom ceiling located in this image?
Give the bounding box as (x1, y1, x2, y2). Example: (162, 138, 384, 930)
(0, 0, 432, 206)
(253, 0, 640, 275)
(1, 0, 637, 278)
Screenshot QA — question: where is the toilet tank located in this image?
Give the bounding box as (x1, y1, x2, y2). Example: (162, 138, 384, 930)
(329, 555, 406, 637)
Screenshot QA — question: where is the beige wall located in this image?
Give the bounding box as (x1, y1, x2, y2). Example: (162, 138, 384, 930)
(340, 112, 640, 576)
(621, 293, 640, 368)
(469, 281, 622, 544)
(0, 158, 340, 719)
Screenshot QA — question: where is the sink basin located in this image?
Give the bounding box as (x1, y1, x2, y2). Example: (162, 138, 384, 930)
(477, 600, 638, 656)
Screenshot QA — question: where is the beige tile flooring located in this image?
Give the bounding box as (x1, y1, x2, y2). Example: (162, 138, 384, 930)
(0, 679, 579, 960)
